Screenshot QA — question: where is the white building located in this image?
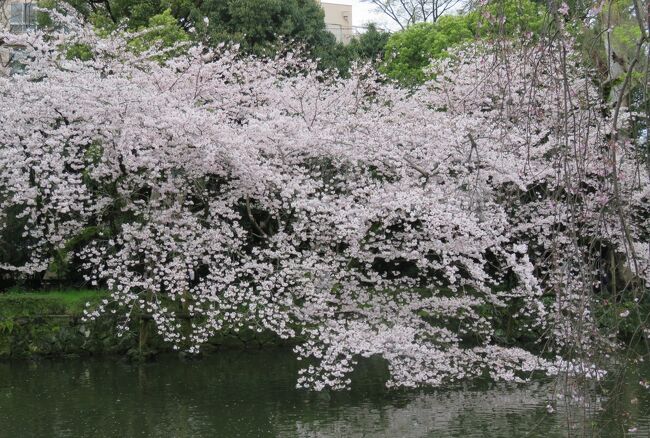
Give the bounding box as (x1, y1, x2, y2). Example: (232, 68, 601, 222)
(1, 1, 36, 75)
(319, 1, 353, 44)
(1, 0, 36, 32)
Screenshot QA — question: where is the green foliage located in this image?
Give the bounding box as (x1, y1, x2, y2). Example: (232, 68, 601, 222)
(0, 290, 125, 359)
(611, 22, 642, 57)
(39, 3, 190, 59)
(0, 290, 288, 358)
(127, 9, 190, 54)
(347, 23, 391, 61)
(65, 43, 94, 61)
(64, 0, 337, 59)
(70, 0, 164, 29)
(480, 0, 545, 37)
(44, 226, 103, 283)
(54, 0, 383, 75)
(0, 205, 36, 288)
(569, 0, 649, 143)
(36, 0, 58, 27)
(382, 16, 475, 85)
(592, 288, 650, 342)
(323, 23, 392, 77)
(0, 290, 108, 316)
(382, 0, 546, 86)
(206, 0, 331, 52)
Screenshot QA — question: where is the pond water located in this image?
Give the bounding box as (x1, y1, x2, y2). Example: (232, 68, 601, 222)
(0, 349, 649, 437)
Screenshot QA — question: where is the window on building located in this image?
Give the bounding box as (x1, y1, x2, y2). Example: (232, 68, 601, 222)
(9, 2, 36, 33)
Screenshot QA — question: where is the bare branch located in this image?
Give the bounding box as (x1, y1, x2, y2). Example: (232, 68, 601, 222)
(362, 0, 465, 28)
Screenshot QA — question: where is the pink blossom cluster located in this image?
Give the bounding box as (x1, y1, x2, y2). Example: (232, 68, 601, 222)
(0, 20, 647, 389)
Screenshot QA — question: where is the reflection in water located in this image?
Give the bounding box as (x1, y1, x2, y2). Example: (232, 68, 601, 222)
(0, 350, 648, 437)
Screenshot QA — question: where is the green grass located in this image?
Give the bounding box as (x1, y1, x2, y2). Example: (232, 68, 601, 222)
(0, 289, 109, 317)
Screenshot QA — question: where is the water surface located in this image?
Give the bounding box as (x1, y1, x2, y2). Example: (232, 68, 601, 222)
(1, 350, 648, 437)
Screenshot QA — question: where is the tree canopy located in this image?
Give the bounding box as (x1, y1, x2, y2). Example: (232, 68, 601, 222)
(61, 0, 337, 56)
(380, 0, 546, 85)
(1, 0, 649, 406)
(1, 7, 648, 390)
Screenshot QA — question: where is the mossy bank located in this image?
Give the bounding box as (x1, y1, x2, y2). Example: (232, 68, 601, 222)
(0, 290, 289, 360)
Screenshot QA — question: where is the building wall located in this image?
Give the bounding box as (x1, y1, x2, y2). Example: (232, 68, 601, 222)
(1, 0, 11, 31)
(1, 0, 36, 31)
(319, 1, 353, 44)
(0, 0, 34, 76)
(1, 1, 14, 76)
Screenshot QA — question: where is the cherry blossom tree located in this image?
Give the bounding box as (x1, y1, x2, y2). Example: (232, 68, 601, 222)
(0, 7, 647, 390)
